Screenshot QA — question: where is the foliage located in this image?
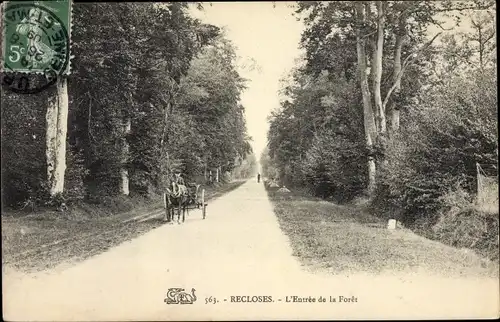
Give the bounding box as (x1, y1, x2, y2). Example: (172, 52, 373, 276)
(431, 186, 499, 261)
(1, 90, 49, 207)
(267, 1, 440, 202)
(268, 65, 366, 193)
(373, 65, 497, 225)
(259, 146, 279, 180)
(177, 36, 251, 175)
(230, 152, 258, 180)
(1, 2, 251, 210)
(266, 0, 498, 259)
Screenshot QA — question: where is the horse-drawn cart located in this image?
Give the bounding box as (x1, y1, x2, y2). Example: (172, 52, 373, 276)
(164, 177, 207, 223)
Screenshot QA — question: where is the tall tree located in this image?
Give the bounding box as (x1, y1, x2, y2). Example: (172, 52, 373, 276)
(294, 0, 492, 196)
(45, 79, 69, 197)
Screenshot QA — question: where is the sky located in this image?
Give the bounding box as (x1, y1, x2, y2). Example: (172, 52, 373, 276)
(189, 2, 305, 161)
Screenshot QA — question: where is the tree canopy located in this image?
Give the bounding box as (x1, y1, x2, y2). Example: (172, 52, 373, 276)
(1, 2, 254, 208)
(264, 0, 497, 224)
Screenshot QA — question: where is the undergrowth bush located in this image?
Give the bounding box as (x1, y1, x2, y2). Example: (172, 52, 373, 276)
(431, 187, 499, 260)
(370, 68, 498, 260)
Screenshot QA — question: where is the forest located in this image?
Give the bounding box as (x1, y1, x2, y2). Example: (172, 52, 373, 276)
(261, 0, 498, 257)
(1, 3, 497, 318)
(1, 2, 256, 212)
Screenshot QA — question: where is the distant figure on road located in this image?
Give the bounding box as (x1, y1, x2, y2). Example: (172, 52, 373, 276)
(257, 173, 261, 183)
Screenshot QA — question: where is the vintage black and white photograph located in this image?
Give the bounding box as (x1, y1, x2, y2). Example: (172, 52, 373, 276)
(1, 0, 499, 320)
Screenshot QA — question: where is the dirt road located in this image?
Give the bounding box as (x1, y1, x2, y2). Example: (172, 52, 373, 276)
(3, 180, 499, 320)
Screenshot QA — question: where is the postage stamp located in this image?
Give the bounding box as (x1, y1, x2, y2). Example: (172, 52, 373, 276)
(1, 0, 71, 93)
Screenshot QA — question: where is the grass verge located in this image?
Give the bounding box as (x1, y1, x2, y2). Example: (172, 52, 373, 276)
(2, 180, 246, 273)
(266, 186, 499, 278)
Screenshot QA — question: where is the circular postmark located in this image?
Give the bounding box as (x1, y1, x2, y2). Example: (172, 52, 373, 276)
(2, 2, 70, 94)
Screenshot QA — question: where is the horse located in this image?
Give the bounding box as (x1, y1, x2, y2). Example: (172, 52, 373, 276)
(164, 174, 202, 224)
(165, 173, 189, 224)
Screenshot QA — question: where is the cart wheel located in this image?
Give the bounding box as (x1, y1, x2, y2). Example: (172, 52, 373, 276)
(201, 188, 206, 219)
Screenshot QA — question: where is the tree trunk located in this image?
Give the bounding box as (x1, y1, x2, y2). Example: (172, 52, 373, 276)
(388, 24, 405, 134)
(159, 96, 172, 187)
(46, 78, 69, 196)
(367, 2, 379, 131)
(159, 99, 170, 220)
(373, 1, 386, 135)
(120, 71, 139, 195)
(120, 117, 131, 195)
(355, 2, 377, 196)
(478, 24, 484, 70)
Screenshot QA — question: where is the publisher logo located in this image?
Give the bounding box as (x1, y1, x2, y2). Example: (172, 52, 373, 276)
(164, 288, 197, 305)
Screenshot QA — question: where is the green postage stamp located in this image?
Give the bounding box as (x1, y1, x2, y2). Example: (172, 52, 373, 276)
(2, 0, 72, 76)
